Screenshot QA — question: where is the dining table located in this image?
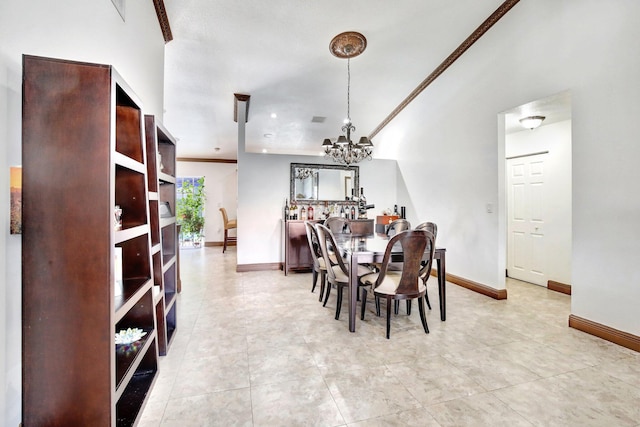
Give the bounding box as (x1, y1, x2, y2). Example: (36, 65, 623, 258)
(335, 233, 447, 333)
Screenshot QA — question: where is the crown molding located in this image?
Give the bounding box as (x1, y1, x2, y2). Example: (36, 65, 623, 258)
(369, 0, 520, 139)
(152, 0, 173, 42)
(177, 157, 237, 164)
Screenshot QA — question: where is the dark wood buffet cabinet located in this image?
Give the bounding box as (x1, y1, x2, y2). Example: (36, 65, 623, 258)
(22, 55, 177, 427)
(283, 220, 319, 274)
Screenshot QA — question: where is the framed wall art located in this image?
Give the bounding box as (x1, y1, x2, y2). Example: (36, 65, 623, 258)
(10, 166, 21, 234)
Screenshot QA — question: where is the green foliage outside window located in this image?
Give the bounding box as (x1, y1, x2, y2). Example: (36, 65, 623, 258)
(177, 177, 206, 239)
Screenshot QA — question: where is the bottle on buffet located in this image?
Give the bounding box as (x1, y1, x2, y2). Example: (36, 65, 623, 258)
(308, 204, 314, 220)
(284, 198, 289, 220)
(300, 205, 307, 221)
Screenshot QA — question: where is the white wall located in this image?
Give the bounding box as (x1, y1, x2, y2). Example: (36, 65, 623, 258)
(506, 120, 572, 285)
(374, 0, 640, 335)
(0, 1, 166, 424)
(237, 152, 400, 266)
(177, 161, 238, 243)
(236, 110, 400, 266)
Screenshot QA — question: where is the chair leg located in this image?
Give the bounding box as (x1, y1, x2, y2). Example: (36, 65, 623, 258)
(394, 300, 399, 315)
(311, 270, 318, 293)
(222, 229, 228, 253)
(323, 283, 331, 307)
(418, 297, 430, 334)
(422, 277, 432, 310)
(386, 297, 392, 339)
(406, 300, 412, 316)
(335, 286, 343, 320)
(319, 271, 326, 302)
(375, 296, 381, 317)
(360, 288, 368, 320)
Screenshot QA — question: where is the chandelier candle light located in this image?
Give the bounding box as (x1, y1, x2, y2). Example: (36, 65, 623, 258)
(323, 31, 373, 165)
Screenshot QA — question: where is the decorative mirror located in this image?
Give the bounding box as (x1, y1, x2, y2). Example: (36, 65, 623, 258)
(290, 163, 359, 204)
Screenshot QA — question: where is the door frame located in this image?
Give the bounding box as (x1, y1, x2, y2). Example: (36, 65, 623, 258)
(498, 96, 572, 292)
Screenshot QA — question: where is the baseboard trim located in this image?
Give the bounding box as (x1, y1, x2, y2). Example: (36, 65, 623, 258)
(449, 273, 508, 300)
(204, 241, 236, 247)
(431, 270, 507, 300)
(569, 314, 640, 353)
(236, 262, 282, 272)
(548, 280, 572, 295)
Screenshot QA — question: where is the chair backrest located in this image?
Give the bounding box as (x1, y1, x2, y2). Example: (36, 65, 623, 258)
(304, 221, 322, 267)
(414, 221, 437, 238)
(415, 222, 437, 279)
(316, 224, 350, 283)
(347, 219, 373, 237)
(219, 207, 229, 226)
(386, 219, 411, 237)
(375, 229, 435, 295)
(324, 217, 350, 234)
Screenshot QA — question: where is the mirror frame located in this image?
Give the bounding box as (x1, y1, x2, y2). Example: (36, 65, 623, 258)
(290, 162, 359, 204)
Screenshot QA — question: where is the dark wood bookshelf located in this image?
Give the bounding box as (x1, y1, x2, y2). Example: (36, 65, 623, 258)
(144, 114, 178, 356)
(22, 55, 159, 427)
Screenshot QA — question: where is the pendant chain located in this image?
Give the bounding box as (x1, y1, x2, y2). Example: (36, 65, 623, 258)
(346, 58, 351, 122)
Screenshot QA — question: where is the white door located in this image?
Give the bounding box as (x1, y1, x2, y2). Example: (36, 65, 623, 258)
(507, 153, 547, 286)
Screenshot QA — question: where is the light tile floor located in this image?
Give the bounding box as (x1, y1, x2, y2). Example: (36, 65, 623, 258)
(139, 247, 640, 426)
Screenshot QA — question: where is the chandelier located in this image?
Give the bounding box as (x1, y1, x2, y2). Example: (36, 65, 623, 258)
(322, 31, 373, 165)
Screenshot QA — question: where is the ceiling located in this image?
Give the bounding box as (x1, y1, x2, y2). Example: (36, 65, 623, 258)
(503, 90, 572, 134)
(162, 0, 571, 160)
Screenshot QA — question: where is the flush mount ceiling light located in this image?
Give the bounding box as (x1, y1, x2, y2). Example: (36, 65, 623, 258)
(322, 31, 373, 165)
(519, 115, 546, 130)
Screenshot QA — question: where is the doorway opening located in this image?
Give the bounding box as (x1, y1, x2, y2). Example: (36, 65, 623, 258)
(499, 91, 573, 292)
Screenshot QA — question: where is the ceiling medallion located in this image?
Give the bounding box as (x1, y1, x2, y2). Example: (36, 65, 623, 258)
(329, 31, 367, 58)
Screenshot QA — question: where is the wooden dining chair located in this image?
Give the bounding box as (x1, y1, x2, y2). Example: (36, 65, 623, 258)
(359, 229, 435, 339)
(304, 221, 329, 301)
(219, 207, 237, 253)
(415, 222, 438, 309)
(324, 217, 350, 234)
(347, 219, 373, 237)
(375, 219, 411, 272)
(386, 219, 411, 236)
(388, 221, 437, 313)
(316, 224, 372, 320)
